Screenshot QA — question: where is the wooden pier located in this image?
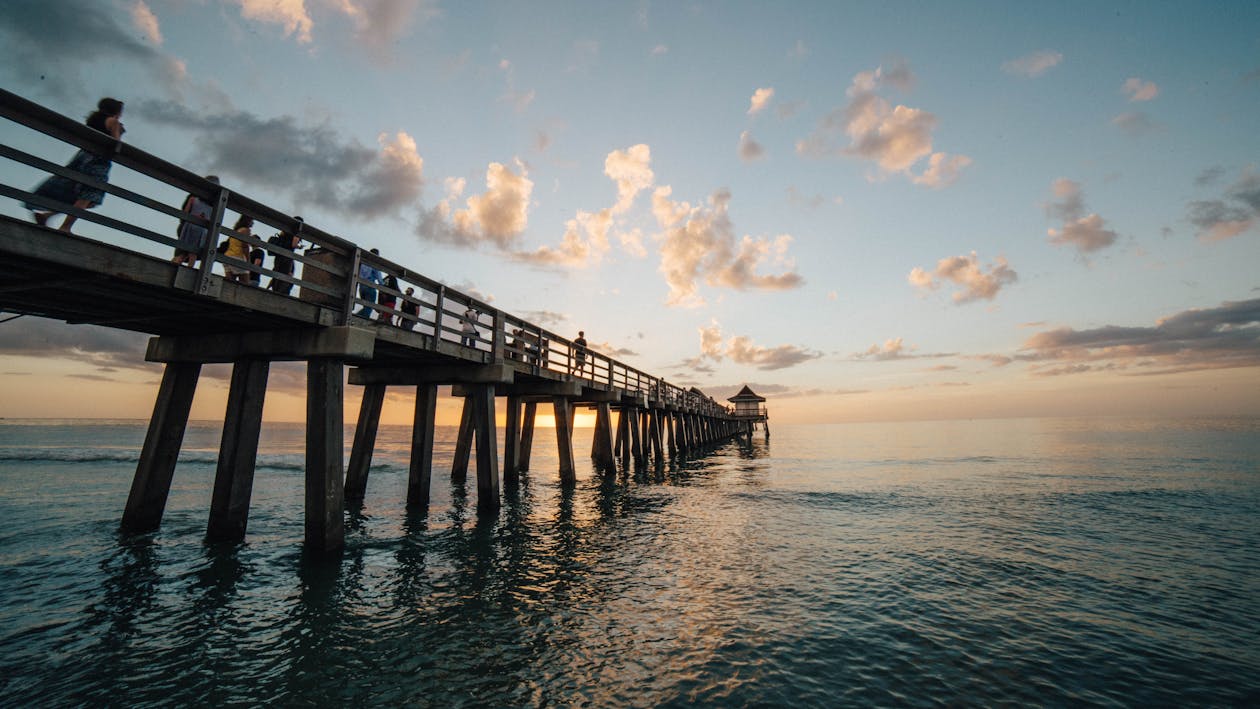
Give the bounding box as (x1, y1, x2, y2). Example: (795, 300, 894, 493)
(0, 89, 753, 553)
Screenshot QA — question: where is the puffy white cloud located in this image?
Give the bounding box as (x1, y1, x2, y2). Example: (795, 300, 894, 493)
(333, 0, 437, 61)
(852, 337, 957, 361)
(513, 208, 609, 267)
(1001, 50, 1063, 77)
(421, 160, 532, 249)
(797, 62, 969, 186)
(1122, 77, 1160, 102)
(912, 152, 972, 188)
(738, 130, 766, 162)
(910, 252, 1018, 304)
(129, 1, 161, 44)
(748, 87, 775, 115)
(605, 144, 654, 213)
(653, 188, 803, 306)
(697, 322, 820, 370)
(1044, 179, 1118, 253)
(235, 0, 313, 43)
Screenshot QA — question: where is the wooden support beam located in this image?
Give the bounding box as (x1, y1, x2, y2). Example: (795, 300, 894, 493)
(519, 401, 537, 472)
(553, 396, 575, 484)
(629, 406, 643, 466)
(121, 361, 201, 533)
(207, 359, 270, 541)
(451, 395, 473, 482)
(649, 409, 664, 462)
(351, 363, 514, 386)
(666, 410, 678, 457)
(408, 383, 437, 508)
(344, 382, 385, 501)
(470, 384, 500, 511)
(147, 326, 374, 363)
(504, 395, 522, 488)
(305, 359, 345, 553)
(593, 401, 616, 470)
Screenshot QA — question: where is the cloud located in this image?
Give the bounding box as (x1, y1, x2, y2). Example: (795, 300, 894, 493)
(912, 152, 972, 188)
(235, 0, 313, 43)
(130, 1, 161, 45)
(797, 61, 969, 186)
(1001, 50, 1063, 77)
(653, 187, 803, 306)
(738, 131, 766, 162)
(0, 317, 152, 371)
(1195, 166, 1227, 187)
(0, 0, 187, 99)
(1122, 77, 1159, 102)
(1045, 179, 1119, 254)
(650, 44, 669, 57)
(852, 337, 956, 361)
(605, 144, 654, 213)
(697, 322, 820, 371)
(909, 251, 1018, 303)
(1018, 297, 1260, 376)
(1111, 111, 1159, 136)
(141, 100, 425, 220)
(748, 87, 775, 115)
(421, 159, 532, 249)
(1187, 170, 1260, 242)
(519, 310, 567, 328)
(332, 0, 439, 62)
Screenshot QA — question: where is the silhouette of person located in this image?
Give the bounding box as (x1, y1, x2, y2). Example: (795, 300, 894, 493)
(354, 248, 382, 318)
(400, 287, 418, 330)
(267, 216, 303, 295)
(461, 306, 480, 347)
(26, 97, 125, 233)
(223, 215, 252, 283)
(571, 330, 588, 375)
(172, 175, 220, 267)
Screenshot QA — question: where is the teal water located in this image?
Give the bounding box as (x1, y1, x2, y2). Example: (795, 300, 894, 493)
(0, 417, 1258, 706)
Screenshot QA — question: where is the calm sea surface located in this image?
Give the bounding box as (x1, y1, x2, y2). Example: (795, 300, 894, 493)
(0, 417, 1257, 706)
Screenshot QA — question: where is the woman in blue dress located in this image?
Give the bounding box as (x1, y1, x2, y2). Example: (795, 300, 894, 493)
(25, 97, 125, 233)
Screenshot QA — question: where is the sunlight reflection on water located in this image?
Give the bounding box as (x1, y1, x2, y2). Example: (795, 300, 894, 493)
(0, 417, 1257, 705)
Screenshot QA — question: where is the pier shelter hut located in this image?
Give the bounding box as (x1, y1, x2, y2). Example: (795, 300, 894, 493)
(728, 385, 769, 438)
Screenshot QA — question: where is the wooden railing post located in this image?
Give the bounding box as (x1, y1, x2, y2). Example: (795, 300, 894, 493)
(193, 186, 229, 297)
(432, 284, 445, 345)
(340, 247, 363, 325)
(491, 310, 505, 361)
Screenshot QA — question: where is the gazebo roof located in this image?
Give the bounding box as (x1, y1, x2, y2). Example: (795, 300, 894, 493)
(727, 385, 765, 402)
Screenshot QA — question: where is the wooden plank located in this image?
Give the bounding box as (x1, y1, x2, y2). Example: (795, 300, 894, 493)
(147, 326, 375, 363)
(121, 361, 201, 533)
(305, 359, 345, 553)
(207, 359, 269, 541)
(593, 402, 616, 471)
(344, 383, 386, 501)
(408, 383, 437, 508)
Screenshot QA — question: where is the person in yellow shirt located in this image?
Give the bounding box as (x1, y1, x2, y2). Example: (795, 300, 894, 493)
(223, 215, 252, 282)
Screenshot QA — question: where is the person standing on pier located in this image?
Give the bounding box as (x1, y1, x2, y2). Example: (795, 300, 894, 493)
(172, 175, 219, 267)
(400, 287, 418, 330)
(354, 248, 383, 318)
(222, 215, 252, 283)
(461, 306, 480, 347)
(571, 330, 588, 375)
(266, 217, 302, 295)
(379, 274, 399, 324)
(25, 98, 125, 234)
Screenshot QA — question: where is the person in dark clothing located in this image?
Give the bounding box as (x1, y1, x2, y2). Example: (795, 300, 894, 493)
(267, 217, 303, 294)
(26, 97, 125, 233)
(400, 287, 419, 330)
(248, 245, 265, 286)
(378, 274, 399, 324)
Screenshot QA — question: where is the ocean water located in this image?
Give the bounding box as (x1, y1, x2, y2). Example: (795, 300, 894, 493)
(0, 416, 1257, 706)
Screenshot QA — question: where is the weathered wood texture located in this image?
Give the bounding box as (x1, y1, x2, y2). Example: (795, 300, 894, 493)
(121, 361, 201, 533)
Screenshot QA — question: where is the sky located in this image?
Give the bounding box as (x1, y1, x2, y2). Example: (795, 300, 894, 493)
(1, 0, 1258, 426)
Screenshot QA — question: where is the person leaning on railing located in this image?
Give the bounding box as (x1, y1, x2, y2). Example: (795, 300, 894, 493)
(266, 216, 303, 295)
(25, 97, 125, 234)
(172, 175, 220, 267)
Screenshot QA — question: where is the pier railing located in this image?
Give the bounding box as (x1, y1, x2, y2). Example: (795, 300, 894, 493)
(0, 89, 734, 419)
